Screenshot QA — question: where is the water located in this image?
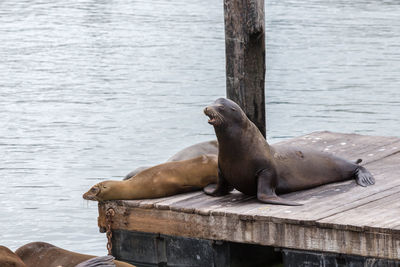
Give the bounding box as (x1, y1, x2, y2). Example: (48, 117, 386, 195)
(266, 0, 400, 138)
(1, 0, 399, 256)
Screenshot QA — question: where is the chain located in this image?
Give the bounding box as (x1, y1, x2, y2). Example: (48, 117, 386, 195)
(105, 208, 115, 255)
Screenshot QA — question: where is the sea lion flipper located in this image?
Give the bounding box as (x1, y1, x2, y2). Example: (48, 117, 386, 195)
(257, 169, 303, 206)
(75, 255, 116, 267)
(203, 168, 233, 196)
(257, 194, 303, 206)
(355, 166, 375, 187)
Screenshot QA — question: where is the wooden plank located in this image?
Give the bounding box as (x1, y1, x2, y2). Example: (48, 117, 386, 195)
(274, 131, 400, 164)
(317, 154, 400, 231)
(193, 192, 254, 216)
(120, 191, 205, 209)
(168, 191, 252, 215)
(275, 131, 399, 148)
(318, 192, 400, 230)
(154, 191, 205, 210)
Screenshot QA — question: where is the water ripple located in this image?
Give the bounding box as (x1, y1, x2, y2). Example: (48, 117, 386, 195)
(1, 0, 399, 257)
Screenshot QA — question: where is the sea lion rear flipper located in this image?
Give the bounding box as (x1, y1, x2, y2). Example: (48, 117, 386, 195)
(75, 255, 116, 267)
(355, 166, 375, 187)
(257, 169, 303, 206)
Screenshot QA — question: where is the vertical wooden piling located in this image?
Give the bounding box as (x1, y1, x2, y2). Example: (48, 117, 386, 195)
(224, 0, 266, 137)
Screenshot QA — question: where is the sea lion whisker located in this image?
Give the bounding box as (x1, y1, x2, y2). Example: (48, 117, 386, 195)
(216, 112, 224, 123)
(209, 110, 224, 125)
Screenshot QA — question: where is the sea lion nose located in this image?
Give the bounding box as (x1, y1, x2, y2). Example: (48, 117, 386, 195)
(204, 107, 209, 114)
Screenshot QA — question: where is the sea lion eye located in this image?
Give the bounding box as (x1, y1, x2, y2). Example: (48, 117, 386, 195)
(91, 188, 96, 193)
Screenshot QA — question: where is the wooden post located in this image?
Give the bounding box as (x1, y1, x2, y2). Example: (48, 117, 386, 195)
(224, 0, 266, 137)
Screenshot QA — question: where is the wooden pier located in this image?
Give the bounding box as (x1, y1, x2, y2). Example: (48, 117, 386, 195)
(97, 131, 400, 266)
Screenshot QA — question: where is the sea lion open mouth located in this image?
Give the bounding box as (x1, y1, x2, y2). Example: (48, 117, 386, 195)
(204, 107, 222, 126)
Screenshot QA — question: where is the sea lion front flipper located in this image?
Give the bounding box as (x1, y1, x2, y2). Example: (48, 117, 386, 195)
(355, 166, 375, 187)
(257, 194, 303, 206)
(257, 169, 303, 206)
(203, 167, 233, 196)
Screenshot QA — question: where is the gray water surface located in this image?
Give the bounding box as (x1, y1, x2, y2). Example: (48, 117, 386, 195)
(1, 0, 399, 255)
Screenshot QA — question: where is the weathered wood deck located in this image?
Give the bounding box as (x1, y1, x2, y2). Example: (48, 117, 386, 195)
(97, 131, 400, 262)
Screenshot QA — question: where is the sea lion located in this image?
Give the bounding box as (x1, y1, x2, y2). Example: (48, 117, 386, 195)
(123, 140, 218, 180)
(203, 98, 375, 206)
(167, 140, 218, 161)
(0, 245, 26, 267)
(84, 155, 218, 201)
(15, 242, 135, 267)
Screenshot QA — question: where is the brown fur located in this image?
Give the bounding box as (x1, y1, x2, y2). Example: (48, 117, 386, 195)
(124, 140, 218, 180)
(15, 242, 135, 267)
(0, 246, 26, 267)
(84, 155, 218, 201)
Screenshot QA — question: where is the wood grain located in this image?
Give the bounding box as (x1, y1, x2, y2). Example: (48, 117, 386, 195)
(224, 0, 266, 136)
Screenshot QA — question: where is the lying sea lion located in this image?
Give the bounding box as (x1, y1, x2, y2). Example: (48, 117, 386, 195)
(84, 155, 218, 201)
(15, 242, 135, 267)
(203, 98, 375, 206)
(123, 140, 218, 180)
(166, 140, 218, 161)
(0, 245, 26, 267)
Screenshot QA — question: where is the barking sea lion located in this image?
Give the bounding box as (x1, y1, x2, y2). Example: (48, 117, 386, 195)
(203, 98, 375, 206)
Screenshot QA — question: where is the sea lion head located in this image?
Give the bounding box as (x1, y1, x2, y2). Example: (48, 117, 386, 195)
(0, 245, 26, 267)
(204, 98, 246, 128)
(83, 182, 113, 201)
